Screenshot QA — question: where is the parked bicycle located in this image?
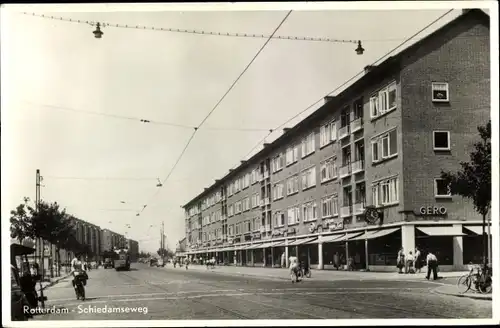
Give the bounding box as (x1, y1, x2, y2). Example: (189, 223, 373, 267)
(457, 264, 492, 294)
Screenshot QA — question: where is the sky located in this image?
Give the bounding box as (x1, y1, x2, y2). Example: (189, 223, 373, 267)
(1, 3, 474, 253)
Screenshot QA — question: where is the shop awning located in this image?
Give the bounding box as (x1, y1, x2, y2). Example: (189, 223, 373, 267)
(271, 241, 285, 247)
(349, 228, 401, 241)
(335, 232, 363, 242)
(321, 234, 344, 243)
(306, 238, 321, 244)
(417, 226, 465, 237)
(464, 226, 485, 235)
(288, 237, 317, 246)
(253, 241, 274, 249)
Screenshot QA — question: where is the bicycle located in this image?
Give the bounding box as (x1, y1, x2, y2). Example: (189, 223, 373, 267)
(457, 264, 492, 294)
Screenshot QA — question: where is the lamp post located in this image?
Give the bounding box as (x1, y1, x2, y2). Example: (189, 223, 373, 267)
(93, 22, 103, 39)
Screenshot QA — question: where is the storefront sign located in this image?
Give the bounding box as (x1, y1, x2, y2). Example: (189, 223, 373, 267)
(329, 221, 344, 231)
(287, 227, 296, 235)
(419, 206, 447, 215)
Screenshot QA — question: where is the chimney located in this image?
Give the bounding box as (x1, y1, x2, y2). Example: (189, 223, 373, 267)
(364, 65, 376, 74)
(241, 160, 246, 165)
(263, 143, 270, 148)
(283, 128, 291, 133)
(324, 96, 335, 104)
(229, 169, 234, 172)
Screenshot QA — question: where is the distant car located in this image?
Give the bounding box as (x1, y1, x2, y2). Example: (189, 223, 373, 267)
(103, 258, 113, 269)
(149, 258, 158, 267)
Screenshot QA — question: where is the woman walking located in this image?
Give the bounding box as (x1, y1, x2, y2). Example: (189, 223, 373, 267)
(397, 247, 405, 274)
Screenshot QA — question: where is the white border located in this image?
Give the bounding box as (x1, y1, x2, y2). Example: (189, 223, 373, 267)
(433, 131, 451, 150)
(2, 1, 499, 327)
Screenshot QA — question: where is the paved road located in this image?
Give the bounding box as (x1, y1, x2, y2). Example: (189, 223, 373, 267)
(31, 263, 492, 320)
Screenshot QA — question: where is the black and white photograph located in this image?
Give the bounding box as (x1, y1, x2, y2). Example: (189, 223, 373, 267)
(1, 1, 498, 326)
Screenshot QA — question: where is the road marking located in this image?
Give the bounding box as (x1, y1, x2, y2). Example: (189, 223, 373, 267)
(50, 290, 430, 307)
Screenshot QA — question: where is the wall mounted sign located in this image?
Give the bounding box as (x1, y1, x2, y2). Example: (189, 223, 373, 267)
(287, 227, 296, 234)
(329, 221, 344, 231)
(364, 206, 383, 225)
(253, 233, 261, 239)
(419, 206, 447, 215)
(308, 223, 316, 233)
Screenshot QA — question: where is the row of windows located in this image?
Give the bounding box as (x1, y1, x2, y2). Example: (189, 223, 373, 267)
(187, 81, 453, 217)
(227, 193, 260, 217)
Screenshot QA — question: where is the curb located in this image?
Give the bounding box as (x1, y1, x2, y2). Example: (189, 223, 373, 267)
(432, 287, 492, 301)
(38, 273, 72, 291)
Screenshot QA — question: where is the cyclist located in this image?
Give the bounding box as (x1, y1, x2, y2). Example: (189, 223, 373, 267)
(70, 254, 88, 296)
(289, 255, 300, 282)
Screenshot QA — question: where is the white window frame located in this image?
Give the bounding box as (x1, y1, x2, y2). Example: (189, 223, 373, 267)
(301, 166, 317, 190)
(372, 176, 399, 207)
(274, 211, 285, 227)
(370, 81, 397, 119)
(320, 120, 337, 148)
(433, 131, 451, 151)
(287, 205, 300, 226)
(273, 182, 284, 201)
(434, 178, 452, 198)
(301, 132, 316, 158)
(320, 157, 338, 183)
(302, 201, 317, 222)
(286, 174, 299, 196)
(371, 128, 398, 163)
(286, 145, 299, 166)
(431, 82, 449, 102)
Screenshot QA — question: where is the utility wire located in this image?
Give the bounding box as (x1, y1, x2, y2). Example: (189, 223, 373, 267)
(28, 102, 271, 132)
(21, 11, 358, 44)
(136, 10, 293, 217)
(227, 9, 455, 170)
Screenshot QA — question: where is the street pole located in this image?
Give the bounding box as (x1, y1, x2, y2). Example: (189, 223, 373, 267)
(36, 169, 46, 308)
(487, 216, 491, 266)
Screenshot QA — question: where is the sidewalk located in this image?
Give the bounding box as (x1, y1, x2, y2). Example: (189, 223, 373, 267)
(35, 273, 72, 292)
(181, 264, 467, 282)
(432, 284, 492, 301)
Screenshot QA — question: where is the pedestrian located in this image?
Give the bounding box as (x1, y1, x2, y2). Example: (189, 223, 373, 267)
(406, 251, 415, 274)
(414, 247, 422, 273)
(333, 252, 340, 270)
(426, 251, 439, 280)
(281, 252, 286, 268)
(397, 247, 405, 274)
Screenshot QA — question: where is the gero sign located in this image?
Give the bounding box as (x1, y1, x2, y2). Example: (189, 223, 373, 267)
(419, 206, 447, 215)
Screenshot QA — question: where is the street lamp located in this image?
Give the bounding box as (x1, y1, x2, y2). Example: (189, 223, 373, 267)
(156, 178, 163, 187)
(355, 40, 364, 55)
(93, 22, 103, 39)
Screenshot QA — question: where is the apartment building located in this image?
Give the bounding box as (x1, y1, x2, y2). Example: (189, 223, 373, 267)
(100, 229, 127, 253)
(71, 217, 102, 261)
(183, 9, 490, 271)
(127, 239, 140, 262)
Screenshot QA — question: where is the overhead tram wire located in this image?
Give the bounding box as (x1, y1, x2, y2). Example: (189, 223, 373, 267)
(28, 102, 271, 132)
(228, 9, 456, 169)
(136, 10, 293, 217)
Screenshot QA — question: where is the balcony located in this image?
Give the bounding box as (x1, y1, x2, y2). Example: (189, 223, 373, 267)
(351, 160, 364, 174)
(338, 125, 350, 139)
(341, 205, 353, 218)
(350, 117, 363, 133)
(353, 202, 365, 215)
(339, 164, 351, 178)
(263, 171, 270, 179)
(265, 224, 271, 232)
(260, 199, 265, 207)
(222, 215, 227, 221)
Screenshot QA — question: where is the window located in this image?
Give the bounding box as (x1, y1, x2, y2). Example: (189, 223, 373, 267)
(235, 223, 241, 235)
(244, 220, 251, 233)
(286, 175, 300, 195)
(235, 201, 242, 214)
(340, 107, 350, 128)
(242, 173, 250, 189)
(342, 145, 351, 166)
(228, 224, 234, 236)
(433, 131, 450, 150)
(251, 168, 260, 184)
(242, 197, 250, 212)
(353, 97, 364, 120)
(432, 82, 449, 102)
(371, 128, 397, 163)
(273, 182, 284, 200)
(321, 157, 338, 183)
(320, 121, 337, 147)
(372, 176, 399, 207)
(234, 179, 241, 193)
(302, 201, 317, 222)
(272, 153, 285, 173)
(343, 186, 353, 207)
(354, 140, 365, 162)
(228, 204, 234, 217)
(286, 145, 299, 166)
(301, 133, 316, 158)
(274, 211, 286, 227)
(355, 182, 366, 205)
(301, 166, 317, 190)
(253, 217, 261, 231)
(321, 195, 338, 218)
(434, 179, 451, 198)
(370, 81, 397, 118)
(287, 206, 300, 225)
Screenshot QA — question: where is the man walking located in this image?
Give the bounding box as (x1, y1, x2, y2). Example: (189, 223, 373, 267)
(426, 251, 439, 280)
